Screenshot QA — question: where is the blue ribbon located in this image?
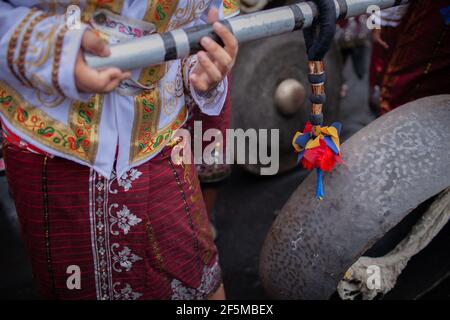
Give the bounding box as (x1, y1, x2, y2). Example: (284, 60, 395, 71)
(316, 168, 324, 200)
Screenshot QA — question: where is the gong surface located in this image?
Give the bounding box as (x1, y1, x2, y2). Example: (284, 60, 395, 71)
(259, 95, 450, 299)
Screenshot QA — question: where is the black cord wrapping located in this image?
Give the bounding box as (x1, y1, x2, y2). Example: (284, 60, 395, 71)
(303, 0, 337, 61)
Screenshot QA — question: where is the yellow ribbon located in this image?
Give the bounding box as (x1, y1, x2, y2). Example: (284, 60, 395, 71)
(292, 125, 341, 153)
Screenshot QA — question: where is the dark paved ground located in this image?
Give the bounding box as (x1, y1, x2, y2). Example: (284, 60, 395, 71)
(0, 46, 448, 300)
(0, 176, 37, 299)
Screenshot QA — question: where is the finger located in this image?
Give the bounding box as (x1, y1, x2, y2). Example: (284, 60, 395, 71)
(121, 71, 132, 80)
(81, 68, 121, 92)
(75, 55, 104, 92)
(103, 77, 124, 92)
(213, 22, 238, 58)
(207, 7, 219, 24)
(373, 32, 389, 49)
(103, 71, 132, 91)
(82, 30, 110, 57)
(379, 39, 389, 49)
(197, 51, 222, 83)
(200, 37, 232, 74)
(190, 73, 209, 93)
(76, 58, 125, 93)
(96, 68, 130, 92)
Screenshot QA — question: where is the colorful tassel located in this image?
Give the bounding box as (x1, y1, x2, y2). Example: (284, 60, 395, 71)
(292, 121, 342, 199)
(292, 61, 342, 199)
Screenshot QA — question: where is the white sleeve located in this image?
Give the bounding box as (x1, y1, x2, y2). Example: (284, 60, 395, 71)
(189, 69, 228, 116)
(0, 1, 90, 102)
(183, 0, 239, 116)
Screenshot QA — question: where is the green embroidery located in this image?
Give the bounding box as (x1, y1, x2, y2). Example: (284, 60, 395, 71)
(143, 99, 155, 112)
(0, 96, 12, 104)
(37, 126, 55, 137)
(156, 4, 166, 21)
(153, 135, 163, 148)
(79, 110, 92, 124)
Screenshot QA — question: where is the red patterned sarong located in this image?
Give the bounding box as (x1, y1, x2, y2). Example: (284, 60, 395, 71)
(4, 142, 221, 300)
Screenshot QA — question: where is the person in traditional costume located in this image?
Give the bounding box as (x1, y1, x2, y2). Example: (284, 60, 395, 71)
(0, 0, 240, 300)
(335, 15, 371, 98)
(368, 4, 408, 114)
(378, 0, 450, 114)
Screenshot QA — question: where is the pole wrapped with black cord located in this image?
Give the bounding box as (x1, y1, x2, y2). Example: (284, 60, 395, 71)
(85, 0, 410, 70)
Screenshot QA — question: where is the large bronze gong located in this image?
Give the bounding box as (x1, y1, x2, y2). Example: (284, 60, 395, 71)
(259, 95, 450, 299)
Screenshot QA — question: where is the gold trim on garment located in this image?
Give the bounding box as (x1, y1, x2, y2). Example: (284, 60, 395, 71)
(0, 81, 103, 164)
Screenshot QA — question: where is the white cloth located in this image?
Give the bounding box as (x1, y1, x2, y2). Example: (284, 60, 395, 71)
(338, 188, 450, 300)
(0, 0, 238, 178)
(373, 5, 409, 28)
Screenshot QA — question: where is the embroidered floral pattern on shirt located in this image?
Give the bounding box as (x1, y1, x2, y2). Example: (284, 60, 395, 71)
(103, 18, 153, 39)
(223, 0, 240, 17)
(0, 82, 103, 164)
(169, 0, 213, 30)
(91, 9, 157, 42)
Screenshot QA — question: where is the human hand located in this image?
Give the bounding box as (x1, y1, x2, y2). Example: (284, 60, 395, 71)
(75, 30, 131, 93)
(190, 8, 238, 93)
